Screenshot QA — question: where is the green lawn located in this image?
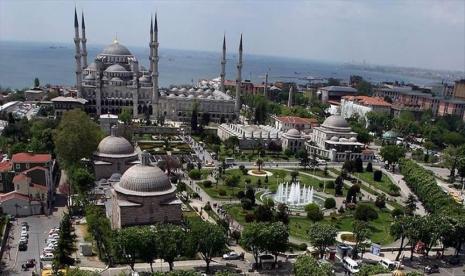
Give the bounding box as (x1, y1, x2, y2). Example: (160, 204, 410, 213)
(225, 203, 395, 246)
(199, 169, 334, 199)
(354, 171, 398, 196)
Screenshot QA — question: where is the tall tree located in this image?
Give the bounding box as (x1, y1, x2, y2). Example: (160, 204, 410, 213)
(190, 221, 226, 273)
(85, 205, 113, 265)
(118, 108, 132, 125)
(352, 220, 370, 259)
(138, 227, 158, 272)
(380, 144, 405, 171)
(390, 215, 410, 261)
(190, 102, 199, 133)
(114, 227, 143, 271)
(34, 77, 40, 88)
(404, 194, 417, 215)
(240, 222, 265, 265)
(53, 110, 103, 168)
(294, 255, 333, 276)
(308, 223, 337, 259)
(157, 224, 186, 271)
(53, 213, 76, 270)
(265, 222, 289, 265)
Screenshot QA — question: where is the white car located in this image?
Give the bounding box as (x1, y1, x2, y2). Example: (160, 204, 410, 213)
(19, 236, 28, 243)
(43, 246, 55, 253)
(222, 251, 242, 260)
(343, 257, 360, 274)
(21, 226, 28, 232)
(49, 228, 59, 234)
(379, 258, 402, 270)
(20, 230, 28, 238)
(48, 234, 59, 239)
(40, 253, 54, 261)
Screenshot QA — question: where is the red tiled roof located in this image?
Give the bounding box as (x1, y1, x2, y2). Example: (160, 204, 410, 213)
(343, 96, 392, 107)
(31, 183, 47, 191)
(12, 153, 52, 164)
(23, 166, 47, 174)
(0, 160, 11, 172)
(276, 116, 319, 125)
(0, 191, 30, 202)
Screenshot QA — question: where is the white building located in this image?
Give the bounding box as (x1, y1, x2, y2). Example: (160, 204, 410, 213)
(272, 115, 318, 133)
(340, 96, 391, 123)
(217, 123, 281, 149)
(281, 129, 305, 153)
(306, 115, 374, 162)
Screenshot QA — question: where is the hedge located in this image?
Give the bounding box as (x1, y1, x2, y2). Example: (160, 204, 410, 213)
(399, 159, 462, 215)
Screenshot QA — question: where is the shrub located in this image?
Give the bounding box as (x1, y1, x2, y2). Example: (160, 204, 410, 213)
(373, 170, 382, 182)
(366, 162, 373, 172)
(354, 204, 379, 221)
(318, 182, 324, 189)
(355, 157, 364, 173)
(204, 203, 212, 211)
(188, 169, 202, 180)
(254, 205, 273, 222)
(357, 264, 389, 276)
(203, 180, 212, 188)
(237, 191, 245, 199)
(326, 181, 335, 189)
(239, 164, 246, 172)
(225, 174, 240, 187)
(388, 183, 400, 196)
(241, 198, 253, 210)
(298, 243, 308, 251)
(218, 189, 226, 196)
(375, 194, 386, 209)
(244, 213, 255, 223)
(305, 203, 324, 222)
(391, 207, 404, 218)
(324, 198, 336, 209)
(338, 206, 345, 213)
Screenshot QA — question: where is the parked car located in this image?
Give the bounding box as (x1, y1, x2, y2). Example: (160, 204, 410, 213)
(222, 251, 243, 260)
(343, 257, 360, 274)
(20, 231, 28, 238)
(40, 253, 54, 261)
(379, 258, 402, 270)
(18, 242, 27, 251)
(19, 236, 28, 244)
(24, 259, 36, 268)
(43, 246, 55, 253)
(424, 264, 440, 274)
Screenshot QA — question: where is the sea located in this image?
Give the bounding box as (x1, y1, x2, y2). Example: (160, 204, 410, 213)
(0, 40, 448, 90)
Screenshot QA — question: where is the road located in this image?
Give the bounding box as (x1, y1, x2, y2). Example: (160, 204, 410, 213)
(3, 214, 62, 275)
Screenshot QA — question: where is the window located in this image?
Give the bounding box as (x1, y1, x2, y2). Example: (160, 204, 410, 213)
(26, 163, 30, 169)
(15, 164, 20, 170)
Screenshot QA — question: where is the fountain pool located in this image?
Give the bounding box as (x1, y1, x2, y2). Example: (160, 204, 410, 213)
(261, 181, 326, 210)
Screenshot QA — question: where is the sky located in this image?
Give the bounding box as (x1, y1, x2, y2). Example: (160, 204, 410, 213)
(1, 0, 464, 72)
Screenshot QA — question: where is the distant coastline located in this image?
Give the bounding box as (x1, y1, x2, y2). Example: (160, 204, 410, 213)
(0, 40, 462, 90)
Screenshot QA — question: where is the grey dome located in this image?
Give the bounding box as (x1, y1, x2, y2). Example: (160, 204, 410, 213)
(101, 41, 132, 56)
(84, 74, 95, 80)
(86, 62, 97, 70)
(286, 128, 300, 137)
(98, 135, 134, 155)
(322, 115, 350, 129)
(119, 163, 171, 192)
(106, 64, 128, 73)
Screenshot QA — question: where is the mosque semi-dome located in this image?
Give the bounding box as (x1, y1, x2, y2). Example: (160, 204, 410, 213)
(105, 64, 128, 73)
(101, 41, 132, 56)
(97, 135, 134, 155)
(322, 115, 350, 129)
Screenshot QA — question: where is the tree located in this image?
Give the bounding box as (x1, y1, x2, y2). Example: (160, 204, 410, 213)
(346, 184, 360, 204)
(275, 203, 289, 224)
(354, 157, 363, 173)
(190, 221, 226, 273)
(380, 144, 405, 171)
(34, 77, 40, 88)
(69, 166, 95, 196)
(357, 264, 390, 276)
(404, 194, 417, 215)
(390, 215, 410, 261)
(335, 176, 344, 196)
(308, 223, 337, 259)
(305, 203, 323, 222)
(373, 170, 382, 182)
(254, 205, 273, 222)
(354, 204, 378, 221)
(224, 136, 239, 153)
(265, 222, 289, 265)
(53, 110, 103, 168)
(245, 186, 256, 206)
(256, 158, 264, 171)
(324, 198, 336, 209)
(53, 213, 76, 270)
(157, 224, 186, 271)
(352, 220, 370, 259)
(138, 227, 158, 272)
(366, 162, 373, 172)
(294, 255, 333, 276)
(85, 205, 113, 264)
(240, 222, 265, 265)
(118, 108, 132, 125)
(114, 227, 143, 271)
(290, 171, 299, 182)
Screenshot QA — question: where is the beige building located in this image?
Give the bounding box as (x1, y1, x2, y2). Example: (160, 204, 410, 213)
(306, 115, 374, 162)
(217, 123, 281, 149)
(109, 151, 182, 229)
(93, 128, 139, 181)
(453, 79, 465, 100)
(281, 129, 305, 153)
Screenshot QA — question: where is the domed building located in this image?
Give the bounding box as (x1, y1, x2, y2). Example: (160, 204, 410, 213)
(93, 128, 139, 180)
(281, 128, 305, 153)
(73, 11, 237, 123)
(306, 115, 374, 162)
(109, 151, 182, 229)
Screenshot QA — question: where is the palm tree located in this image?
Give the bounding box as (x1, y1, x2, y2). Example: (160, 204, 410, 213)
(256, 158, 264, 171)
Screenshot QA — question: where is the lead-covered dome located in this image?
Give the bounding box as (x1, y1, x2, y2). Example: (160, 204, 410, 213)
(119, 163, 171, 192)
(97, 135, 134, 155)
(322, 115, 350, 129)
(105, 64, 128, 73)
(101, 41, 132, 56)
(285, 128, 301, 138)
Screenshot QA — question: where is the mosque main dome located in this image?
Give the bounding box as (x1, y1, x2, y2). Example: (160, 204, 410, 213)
(101, 41, 132, 56)
(97, 135, 134, 155)
(119, 163, 172, 193)
(322, 115, 350, 129)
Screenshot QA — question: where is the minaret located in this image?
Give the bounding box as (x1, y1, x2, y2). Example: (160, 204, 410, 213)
(234, 34, 243, 115)
(288, 86, 294, 107)
(81, 12, 88, 69)
(151, 14, 159, 118)
(220, 35, 226, 92)
(73, 8, 82, 97)
(149, 16, 154, 73)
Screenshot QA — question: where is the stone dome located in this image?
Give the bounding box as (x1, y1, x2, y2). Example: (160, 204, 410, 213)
(119, 163, 171, 192)
(101, 41, 132, 56)
(349, 137, 357, 142)
(84, 74, 95, 80)
(322, 115, 350, 129)
(286, 128, 301, 137)
(330, 136, 339, 141)
(105, 64, 128, 73)
(118, 152, 171, 193)
(97, 135, 134, 155)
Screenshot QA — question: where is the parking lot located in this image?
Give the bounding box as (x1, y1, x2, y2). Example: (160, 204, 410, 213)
(8, 215, 61, 275)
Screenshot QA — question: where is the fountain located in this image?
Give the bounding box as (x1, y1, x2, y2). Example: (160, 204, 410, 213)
(273, 181, 316, 206)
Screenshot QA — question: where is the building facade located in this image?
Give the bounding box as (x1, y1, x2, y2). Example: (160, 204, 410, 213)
(340, 96, 391, 123)
(272, 115, 319, 133)
(217, 123, 282, 149)
(317, 86, 357, 103)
